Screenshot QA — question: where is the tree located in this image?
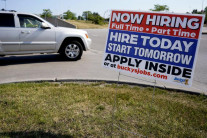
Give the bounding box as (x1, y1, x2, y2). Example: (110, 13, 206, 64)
(82, 11, 105, 25)
(41, 9, 52, 18)
(82, 11, 93, 21)
(191, 7, 207, 24)
(78, 16, 84, 20)
(64, 10, 77, 20)
(192, 9, 198, 14)
(204, 7, 207, 24)
(92, 12, 104, 25)
(192, 9, 202, 14)
(150, 4, 169, 11)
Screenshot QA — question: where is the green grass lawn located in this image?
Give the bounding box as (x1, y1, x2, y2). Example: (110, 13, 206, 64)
(0, 82, 206, 137)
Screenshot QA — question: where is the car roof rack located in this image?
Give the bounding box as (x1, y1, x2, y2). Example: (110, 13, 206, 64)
(1, 9, 16, 12)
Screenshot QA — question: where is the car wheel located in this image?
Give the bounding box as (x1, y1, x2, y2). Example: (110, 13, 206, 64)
(61, 41, 83, 61)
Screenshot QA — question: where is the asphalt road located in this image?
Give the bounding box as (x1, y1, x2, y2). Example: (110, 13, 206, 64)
(0, 29, 206, 94)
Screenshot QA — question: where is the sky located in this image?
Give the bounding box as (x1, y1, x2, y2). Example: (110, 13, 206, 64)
(0, 0, 206, 17)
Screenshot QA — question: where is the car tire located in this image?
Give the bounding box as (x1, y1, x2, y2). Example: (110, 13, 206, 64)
(61, 41, 83, 61)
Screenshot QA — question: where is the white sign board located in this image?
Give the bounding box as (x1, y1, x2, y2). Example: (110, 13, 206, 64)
(103, 10, 204, 87)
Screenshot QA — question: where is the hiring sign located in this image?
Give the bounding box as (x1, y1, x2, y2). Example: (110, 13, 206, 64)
(103, 10, 204, 86)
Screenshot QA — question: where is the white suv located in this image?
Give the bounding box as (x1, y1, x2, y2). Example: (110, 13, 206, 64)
(0, 10, 92, 60)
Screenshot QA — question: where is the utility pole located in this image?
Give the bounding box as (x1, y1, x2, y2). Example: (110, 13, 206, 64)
(2, 0, 6, 9)
(202, 0, 205, 13)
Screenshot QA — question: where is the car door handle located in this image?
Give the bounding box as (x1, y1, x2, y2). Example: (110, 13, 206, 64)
(21, 31, 31, 34)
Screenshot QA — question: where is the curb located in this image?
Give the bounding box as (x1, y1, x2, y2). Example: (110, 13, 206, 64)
(1, 79, 206, 96)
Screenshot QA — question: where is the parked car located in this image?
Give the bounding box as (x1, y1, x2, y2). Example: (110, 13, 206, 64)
(0, 9, 92, 60)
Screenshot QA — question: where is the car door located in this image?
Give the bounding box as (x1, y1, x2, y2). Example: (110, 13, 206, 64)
(0, 13, 20, 53)
(18, 14, 56, 52)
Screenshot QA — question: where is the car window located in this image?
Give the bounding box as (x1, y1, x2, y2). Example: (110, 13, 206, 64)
(0, 13, 15, 27)
(18, 14, 42, 28)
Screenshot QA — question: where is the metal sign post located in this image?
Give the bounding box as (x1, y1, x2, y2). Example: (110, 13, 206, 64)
(147, 79, 156, 136)
(110, 71, 120, 136)
(110, 72, 154, 137)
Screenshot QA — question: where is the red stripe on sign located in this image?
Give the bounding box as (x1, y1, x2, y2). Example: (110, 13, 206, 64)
(110, 11, 203, 39)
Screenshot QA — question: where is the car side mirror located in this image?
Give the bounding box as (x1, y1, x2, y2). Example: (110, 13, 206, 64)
(41, 22, 50, 29)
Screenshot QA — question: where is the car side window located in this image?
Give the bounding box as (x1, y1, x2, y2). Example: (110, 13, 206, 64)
(18, 14, 42, 28)
(0, 13, 15, 27)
